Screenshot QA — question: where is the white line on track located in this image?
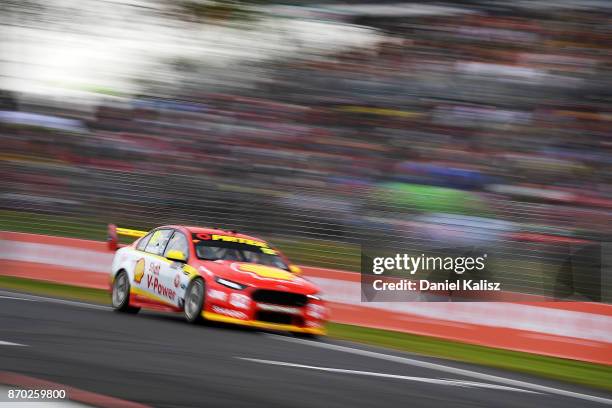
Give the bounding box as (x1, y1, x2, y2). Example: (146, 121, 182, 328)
(237, 357, 538, 393)
(268, 334, 612, 405)
(0, 295, 38, 301)
(0, 340, 27, 346)
(0, 290, 110, 310)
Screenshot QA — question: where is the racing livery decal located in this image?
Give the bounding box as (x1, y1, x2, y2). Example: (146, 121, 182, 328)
(134, 258, 145, 284)
(237, 264, 295, 281)
(146, 274, 176, 301)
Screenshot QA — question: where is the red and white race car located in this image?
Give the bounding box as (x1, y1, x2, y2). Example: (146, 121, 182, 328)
(108, 225, 327, 336)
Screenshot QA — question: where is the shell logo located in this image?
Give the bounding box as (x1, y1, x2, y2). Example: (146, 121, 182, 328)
(134, 258, 145, 284)
(239, 264, 294, 281)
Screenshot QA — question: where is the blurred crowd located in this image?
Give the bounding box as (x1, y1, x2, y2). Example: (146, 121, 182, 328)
(2, 2, 611, 296)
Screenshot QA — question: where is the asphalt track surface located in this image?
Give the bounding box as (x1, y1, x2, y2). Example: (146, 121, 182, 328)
(0, 290, 611, 408)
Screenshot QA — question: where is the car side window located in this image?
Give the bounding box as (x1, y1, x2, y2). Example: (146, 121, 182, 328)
(164, 231, 189, 258)
(144, 229, 173, 256)
(136, 233, 152, 251)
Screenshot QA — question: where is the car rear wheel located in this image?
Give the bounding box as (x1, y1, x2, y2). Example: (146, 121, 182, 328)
(184, 278, 205, 323)
(112, 271, 140, 314)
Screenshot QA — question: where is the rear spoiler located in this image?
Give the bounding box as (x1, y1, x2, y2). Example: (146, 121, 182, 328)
(107, 224, 147, 251)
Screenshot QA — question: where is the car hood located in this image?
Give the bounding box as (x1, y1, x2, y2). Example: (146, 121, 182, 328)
(194, 260, 320, 295)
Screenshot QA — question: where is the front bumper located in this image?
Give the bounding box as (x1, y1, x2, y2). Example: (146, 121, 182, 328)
(202, 311, 326, 335)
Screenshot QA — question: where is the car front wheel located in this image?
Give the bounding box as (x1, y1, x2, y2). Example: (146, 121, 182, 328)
(184, 278, 205, 323)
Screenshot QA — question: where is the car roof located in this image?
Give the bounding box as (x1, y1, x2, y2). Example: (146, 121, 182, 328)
(162, 225, 267, 243)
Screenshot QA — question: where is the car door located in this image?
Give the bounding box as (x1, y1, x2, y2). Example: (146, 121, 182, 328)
(159, 230, 191, 309)
(139, 228, 175, 305)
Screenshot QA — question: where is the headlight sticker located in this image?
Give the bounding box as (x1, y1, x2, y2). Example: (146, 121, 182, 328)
(229, 293, 250, 309)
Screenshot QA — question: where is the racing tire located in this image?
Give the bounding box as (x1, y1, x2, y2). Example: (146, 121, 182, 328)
(111, 271, 140, 314)
(184, 278, 205, 324)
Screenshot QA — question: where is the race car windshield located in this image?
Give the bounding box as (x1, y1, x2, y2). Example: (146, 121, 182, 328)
(195, 240, 289, 270)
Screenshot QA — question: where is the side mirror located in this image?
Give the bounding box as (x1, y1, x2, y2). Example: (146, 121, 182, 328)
(167, 249, 187, 263)
(289, 265, 302, 275)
